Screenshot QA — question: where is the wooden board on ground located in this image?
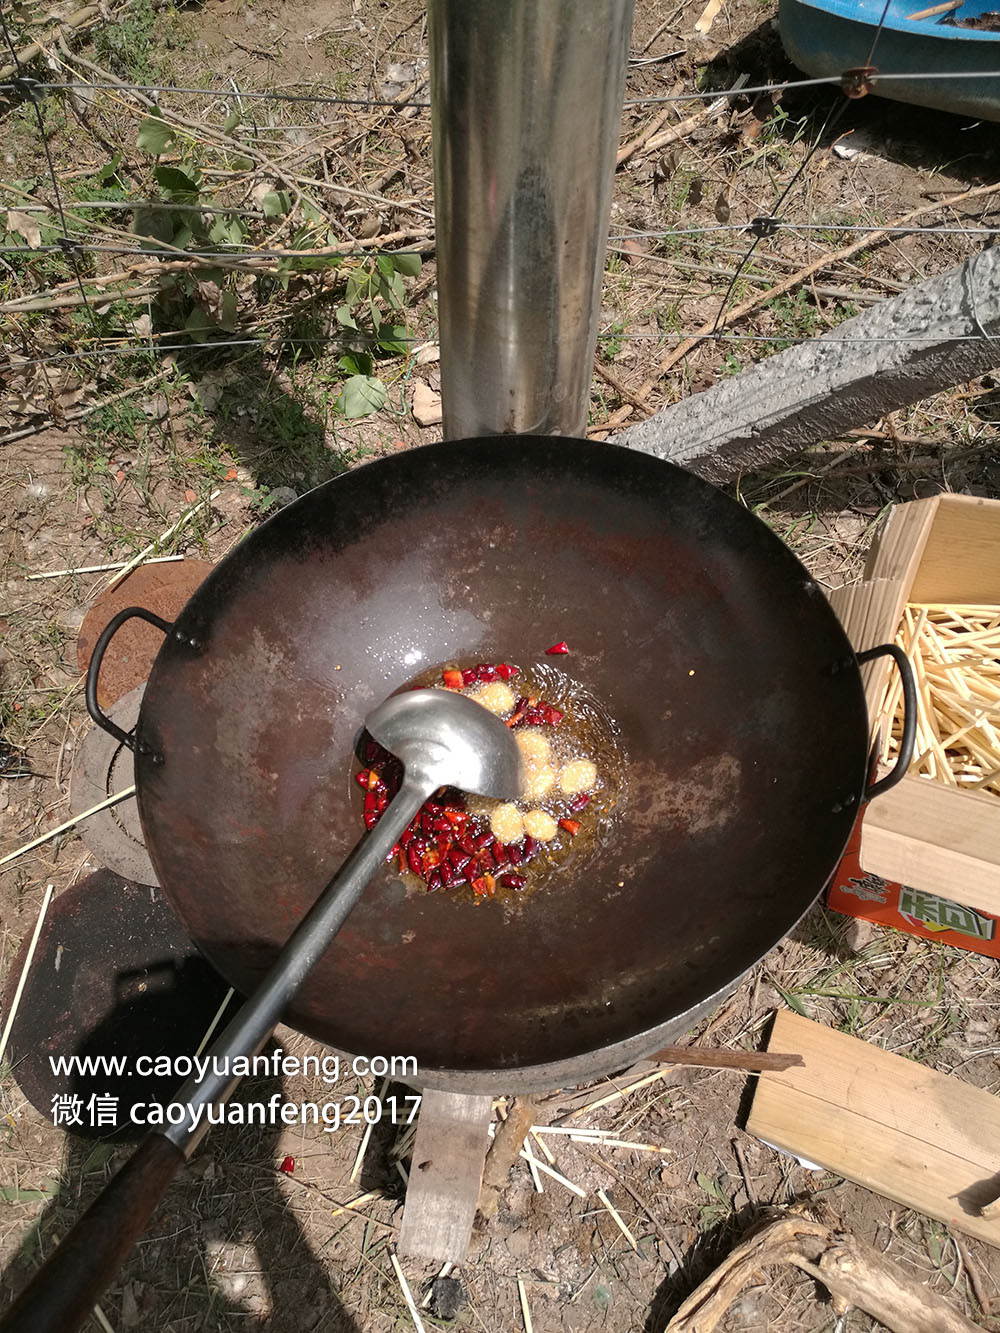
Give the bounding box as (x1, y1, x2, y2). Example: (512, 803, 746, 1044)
(397, 1090, 493, 1263)
(747, 1009, 1000, 1248)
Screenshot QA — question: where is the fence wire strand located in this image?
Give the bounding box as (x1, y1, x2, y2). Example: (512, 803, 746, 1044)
(1, 11, 998, 438)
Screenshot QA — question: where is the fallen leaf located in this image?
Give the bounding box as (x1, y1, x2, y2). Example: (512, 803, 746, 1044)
(687, 178, 705, 207)
(6, 209, 42, 249)
(131, 313, 153, 340)
(224, 468, 238, 481)
(714, 188, 732, 224)
(194, 280, 225, 321)
(184, 489, 197, 503)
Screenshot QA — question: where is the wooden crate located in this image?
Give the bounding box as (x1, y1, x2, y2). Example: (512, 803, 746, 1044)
(829, 494, 1000, 916)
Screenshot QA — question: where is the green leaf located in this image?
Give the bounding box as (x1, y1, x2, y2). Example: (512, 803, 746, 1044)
(96, 151, 123, 185)
(223, 110, 243, 135)
(136, 115, 176, 156)
(0, 1181, 58, 1204)
(695, 1171, 728, 1204)
(375, 254, 394, 277)
(389, 252, 421, 277)
(337, 351, 372, 377)
(775, 985, 810, 1018)
(208, 215, 244, 247)
(336, 374, 386, 419)
(260, 190, 291, 219)
(344, 270, 367, 307)
(592, 1285, 612, 1312)
(134, 207, 174, 248)
(376, 324, 408, 355)
(219, 290, 238, 332)
(184, 306, 212, 343)
(335, 304, 358, 330)
(300, 200, 325, 225)
(154, 165, 199, 198)
(228, 155, 255, 172)
(171, 221, 194, 251)
(81, 1143, 115, 1173)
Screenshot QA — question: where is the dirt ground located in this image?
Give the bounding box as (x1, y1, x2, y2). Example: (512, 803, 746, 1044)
(2, 0, 1000, 1330)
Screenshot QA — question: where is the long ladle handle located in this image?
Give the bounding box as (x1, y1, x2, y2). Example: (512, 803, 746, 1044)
(0, 777, 430, 1333)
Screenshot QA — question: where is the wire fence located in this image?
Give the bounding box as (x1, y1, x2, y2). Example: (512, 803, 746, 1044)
(1, 0, 999, 446)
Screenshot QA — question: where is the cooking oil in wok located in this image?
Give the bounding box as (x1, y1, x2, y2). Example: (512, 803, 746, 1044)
(352, 657, 627, 902)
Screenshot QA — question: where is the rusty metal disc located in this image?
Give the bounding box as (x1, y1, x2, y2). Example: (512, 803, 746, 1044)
(70, 685, 156, 885)
(1, 870, 234, 1141)
(77, 560, 214, 711)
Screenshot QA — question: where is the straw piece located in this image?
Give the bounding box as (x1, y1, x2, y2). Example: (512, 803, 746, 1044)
(530, 1125, 614, 1137)
(0, 883, 54, 1063)
(596, 1188, 641, 1253)
(530, 1130, 556, 1165)
(598, 1138, 673, 1154)
(91, 1304, 116, 1333)
(396, 1160, 409, 1187)
(27, 555, 184, 580)
(567, 1068, 672, 1118)
(0, 786, 136, 868)
(328, 1189, 380, 1218)
(517, 1276, 533, 1333)
(518, 1149, 587, 1197)
(390, 1253, 426, 1333)
(193, 988, 235, 1059)
(102, 489, 220, 592)
(349, 1078, 388, 1183)
(522, 1136, 544, 1193)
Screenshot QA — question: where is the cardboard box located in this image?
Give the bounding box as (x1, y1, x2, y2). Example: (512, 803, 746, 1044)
(828, 811, 1000, 959)
(828, 493, 1000, 918)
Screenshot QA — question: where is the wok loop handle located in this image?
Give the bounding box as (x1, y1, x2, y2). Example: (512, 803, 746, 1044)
(85, 605, 172, 751)
(857, 643, 917, 801)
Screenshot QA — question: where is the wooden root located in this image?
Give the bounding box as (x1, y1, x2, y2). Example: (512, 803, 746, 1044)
(665, 1210, 983, 1333)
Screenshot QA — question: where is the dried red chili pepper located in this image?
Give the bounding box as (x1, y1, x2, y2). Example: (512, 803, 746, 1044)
(545, 641, 569, 655)
(558, 818, 582, 836)
(475, 663, 500, 682)
(354, 769, 371, 789)
(279, 1156, 295, 1175)
(496, 663, 519, 680)
(442, 669, 463, 689)
(461, 667, 478, 686)
(569, 792, 591, 812)
(471, 873, 496, 897)
(499, 872, 527, 890)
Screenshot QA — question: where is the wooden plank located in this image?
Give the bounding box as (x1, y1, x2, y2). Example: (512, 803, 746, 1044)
(397, 1090, 493, 1263)
(861, 774, 1000, 916)
(747, 1010, 1000, 1248)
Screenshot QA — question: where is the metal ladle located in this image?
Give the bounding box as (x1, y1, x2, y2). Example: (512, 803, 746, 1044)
(0, 687, 524, 1333)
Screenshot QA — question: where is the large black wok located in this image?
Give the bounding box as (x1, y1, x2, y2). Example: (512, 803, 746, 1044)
(89, 436, 911, 1091)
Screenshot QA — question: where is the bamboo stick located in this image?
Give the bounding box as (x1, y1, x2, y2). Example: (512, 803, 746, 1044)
(0, 884, 54, 1062)
(0, 786, 136, 868)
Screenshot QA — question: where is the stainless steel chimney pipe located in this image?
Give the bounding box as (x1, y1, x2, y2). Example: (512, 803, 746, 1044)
(428, 1, 635, 439)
